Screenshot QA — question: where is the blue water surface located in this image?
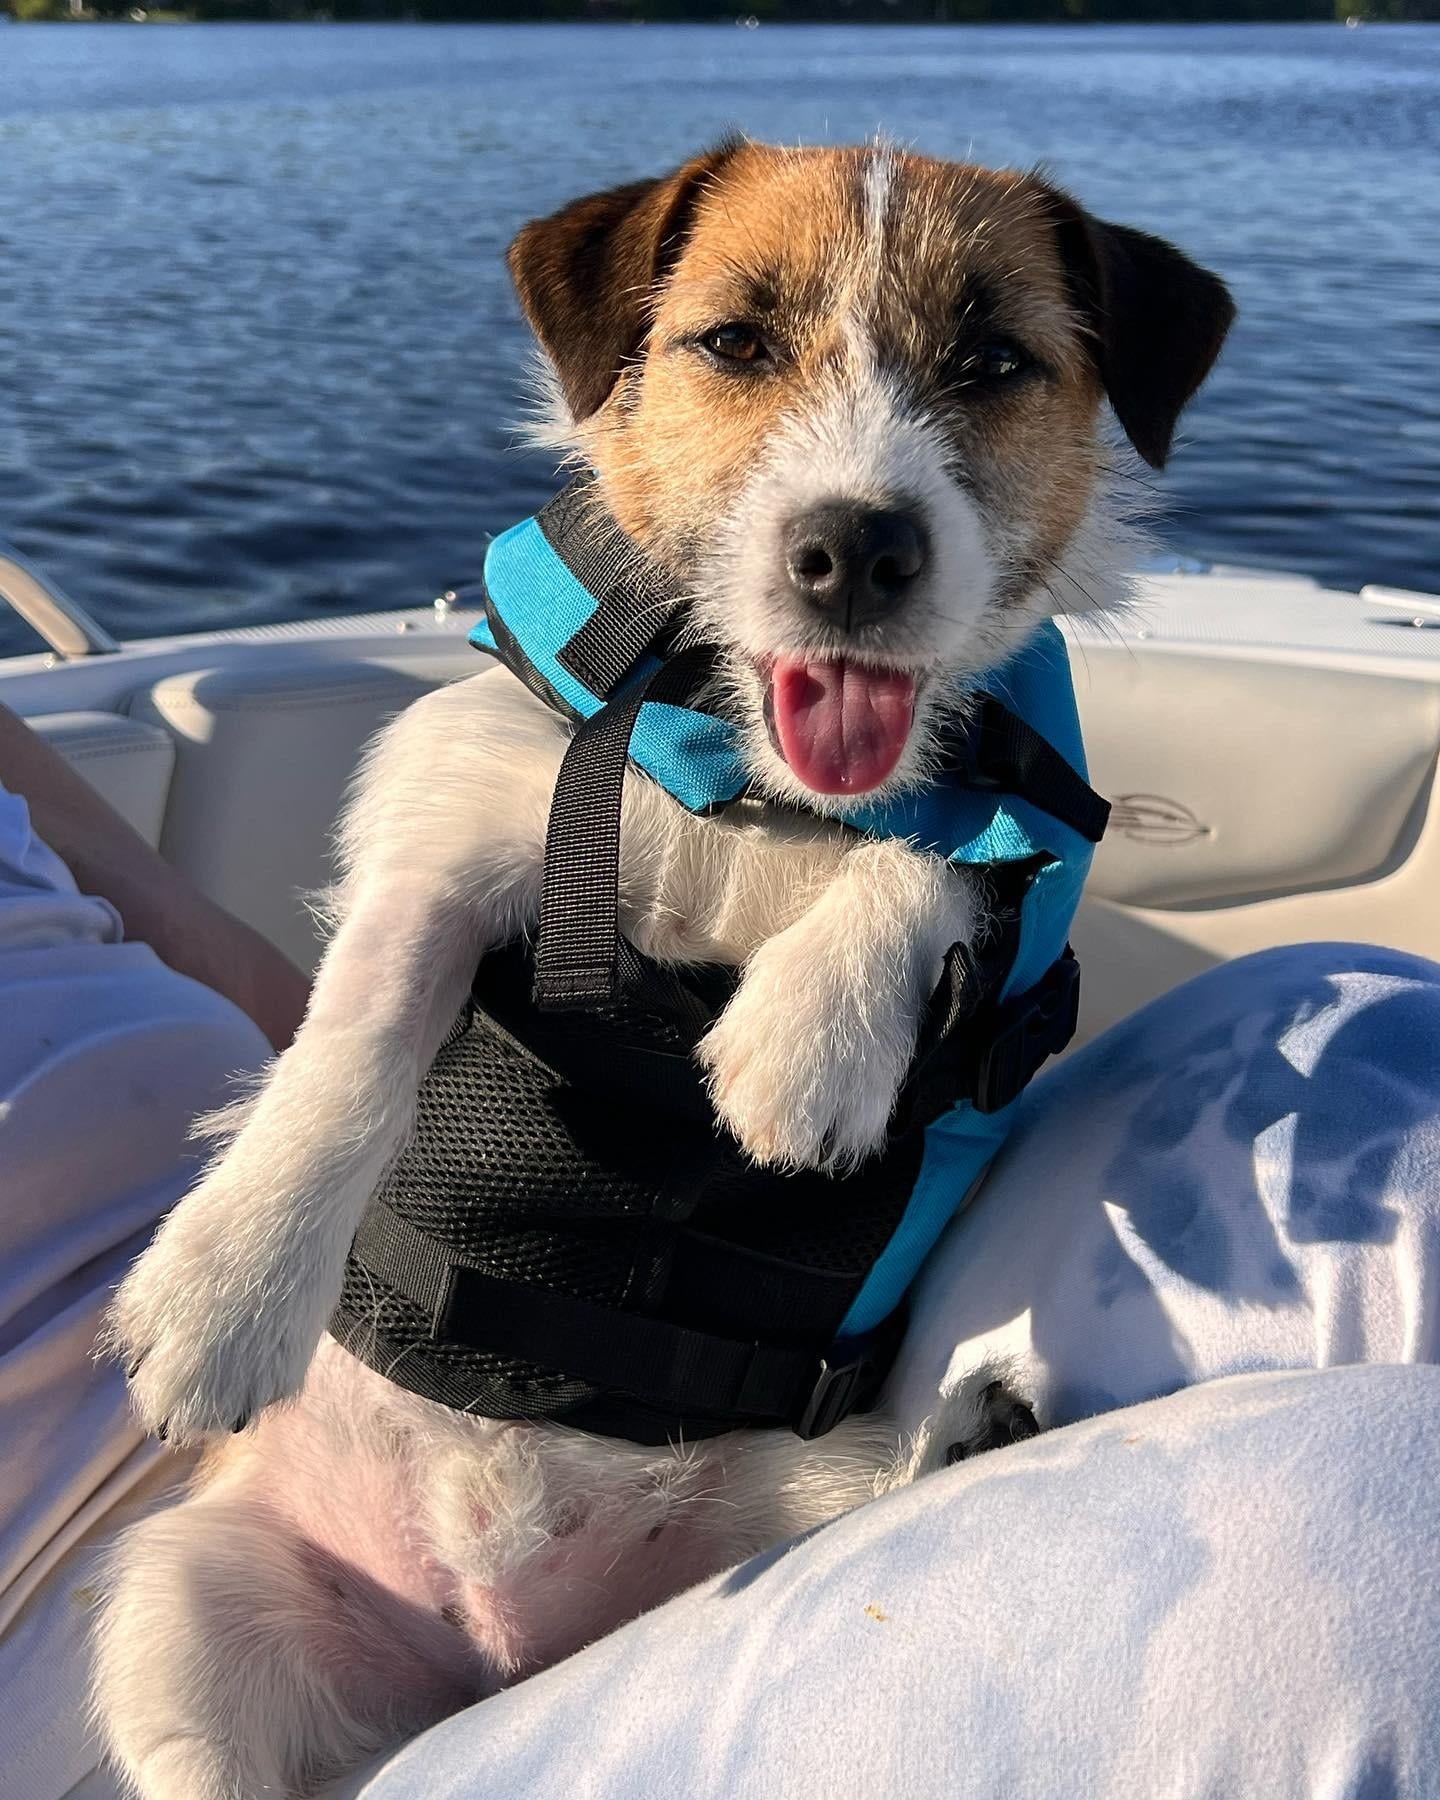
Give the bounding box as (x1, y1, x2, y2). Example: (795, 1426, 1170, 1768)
(0, 21, 1436, 652)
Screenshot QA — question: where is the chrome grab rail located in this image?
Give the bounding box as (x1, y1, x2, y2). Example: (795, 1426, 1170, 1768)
(0, 545, 119, 658)
(1361, 585, 1440, 626)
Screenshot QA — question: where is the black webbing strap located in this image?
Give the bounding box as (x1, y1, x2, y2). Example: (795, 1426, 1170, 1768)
(954, 696, 1110, 844)
(348, 1200, 894, 1438)
(534, 643, 716, 1011)
(557, 595, 678, 701)
(533, 658, 1105, 1012)
(537, 477, 681, 700)
(445, 1271, 825, 1425)
(349, 1200, 452, 1320)
(974, 946, 1083, 1113)
(663, 1228, 864, 1334)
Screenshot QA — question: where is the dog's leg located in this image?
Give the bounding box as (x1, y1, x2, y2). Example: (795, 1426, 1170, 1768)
(95, 1493, 335, 1800)
(108, 673, 559, 1441)
(698, 839, 977, 1172)
(94, 1483, 484, 1800)
(110, 880, 489, 1441)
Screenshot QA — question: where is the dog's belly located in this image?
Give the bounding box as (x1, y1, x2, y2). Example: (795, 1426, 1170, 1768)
(210, 1338, 765, 1691)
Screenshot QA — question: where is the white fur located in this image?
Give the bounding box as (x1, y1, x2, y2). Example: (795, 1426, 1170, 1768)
(94, 1338, 914, 1800)
(861, 141, 897, 274)
(694, 348, 1019, 818)
(698, 837, 977, 1172)
(702, 361, 1000, 676)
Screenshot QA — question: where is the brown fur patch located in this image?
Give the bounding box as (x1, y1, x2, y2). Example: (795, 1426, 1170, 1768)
(561, 145, 1113, 584)
(511, 140, 1231, 608)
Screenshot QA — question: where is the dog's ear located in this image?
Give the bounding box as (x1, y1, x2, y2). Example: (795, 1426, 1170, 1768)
(1039, 186, 1235, 470)
(508, 143, 737, 424)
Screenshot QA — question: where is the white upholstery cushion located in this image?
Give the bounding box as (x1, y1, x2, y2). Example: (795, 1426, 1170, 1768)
(129, 660, 458, 969)
(1077, 652, 1440, 908)
(31, 710, 175, 848)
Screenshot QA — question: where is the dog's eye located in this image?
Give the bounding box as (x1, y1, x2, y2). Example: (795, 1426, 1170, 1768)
(973, 339, 1030, 381)
(939, 334, 1037, 397)
(701, 323, 769, 366)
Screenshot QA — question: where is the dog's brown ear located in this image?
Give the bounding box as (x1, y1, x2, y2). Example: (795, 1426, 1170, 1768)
(508, 143, 737, 423)
(1041, 187, 1235, 470)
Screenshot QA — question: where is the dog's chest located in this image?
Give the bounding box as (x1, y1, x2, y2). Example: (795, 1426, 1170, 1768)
(620, 794, 855, 968)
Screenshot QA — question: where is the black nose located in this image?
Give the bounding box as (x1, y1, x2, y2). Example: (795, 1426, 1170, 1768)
(782, 504, 928, 630)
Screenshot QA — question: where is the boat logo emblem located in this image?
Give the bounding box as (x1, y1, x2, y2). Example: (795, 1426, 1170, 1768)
(1107, 793, 1211, 847)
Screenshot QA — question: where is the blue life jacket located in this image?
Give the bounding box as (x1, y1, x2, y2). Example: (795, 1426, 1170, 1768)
(334, 479, 1107, 1445)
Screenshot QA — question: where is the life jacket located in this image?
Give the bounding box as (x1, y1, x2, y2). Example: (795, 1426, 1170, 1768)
(330, 478, 1109, 1446)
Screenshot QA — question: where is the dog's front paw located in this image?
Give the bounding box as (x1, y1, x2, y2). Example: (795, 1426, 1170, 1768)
(106, 1172, 332, 1445)
(698, 924, 922, 1174)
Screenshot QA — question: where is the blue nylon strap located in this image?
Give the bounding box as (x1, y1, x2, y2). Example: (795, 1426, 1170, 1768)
(474, 516, 748, 814)
(474, 513, 1096, 869)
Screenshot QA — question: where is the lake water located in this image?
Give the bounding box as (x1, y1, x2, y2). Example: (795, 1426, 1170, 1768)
(0, 20, 1437, 655)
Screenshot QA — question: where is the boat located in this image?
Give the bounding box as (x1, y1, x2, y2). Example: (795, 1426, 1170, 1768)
(2, 543, 1437, 1046)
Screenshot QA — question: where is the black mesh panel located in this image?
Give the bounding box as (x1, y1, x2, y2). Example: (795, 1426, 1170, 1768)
(332, 937, 934, 1437)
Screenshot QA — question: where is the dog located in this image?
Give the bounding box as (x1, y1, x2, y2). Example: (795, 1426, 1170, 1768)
(95, 139, 1232, 1799)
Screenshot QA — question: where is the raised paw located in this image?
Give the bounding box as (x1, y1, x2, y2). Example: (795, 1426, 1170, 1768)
(697, 919, 923, 1175)
(106, 1169, 336, 1445)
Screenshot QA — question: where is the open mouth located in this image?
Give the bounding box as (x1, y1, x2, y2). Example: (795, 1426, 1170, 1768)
(759, 654, 918, 796)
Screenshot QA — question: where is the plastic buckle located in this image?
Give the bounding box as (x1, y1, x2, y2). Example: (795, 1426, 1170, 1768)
(796, 1355, 869, 1440)
(974, 953, 1081, 1115)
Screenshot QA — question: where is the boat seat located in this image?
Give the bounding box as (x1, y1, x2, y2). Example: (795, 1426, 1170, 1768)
(23, 587, 1435, 1046)
(33, 709, 176, 848)
(129, 658, 465, 970)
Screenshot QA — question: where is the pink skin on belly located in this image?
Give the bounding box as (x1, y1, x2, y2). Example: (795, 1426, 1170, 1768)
(216, 1339, 754, 1701)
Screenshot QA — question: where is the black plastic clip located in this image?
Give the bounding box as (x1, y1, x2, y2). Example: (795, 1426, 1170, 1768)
(974, 949, 1082, 1115)
(796, 1354, 870, 1440)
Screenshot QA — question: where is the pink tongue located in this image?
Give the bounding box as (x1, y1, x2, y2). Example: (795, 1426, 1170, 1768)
(770, 656, 916, 795)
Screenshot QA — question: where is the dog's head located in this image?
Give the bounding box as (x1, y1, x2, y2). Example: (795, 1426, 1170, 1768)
(509, 140, 1233, 809)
